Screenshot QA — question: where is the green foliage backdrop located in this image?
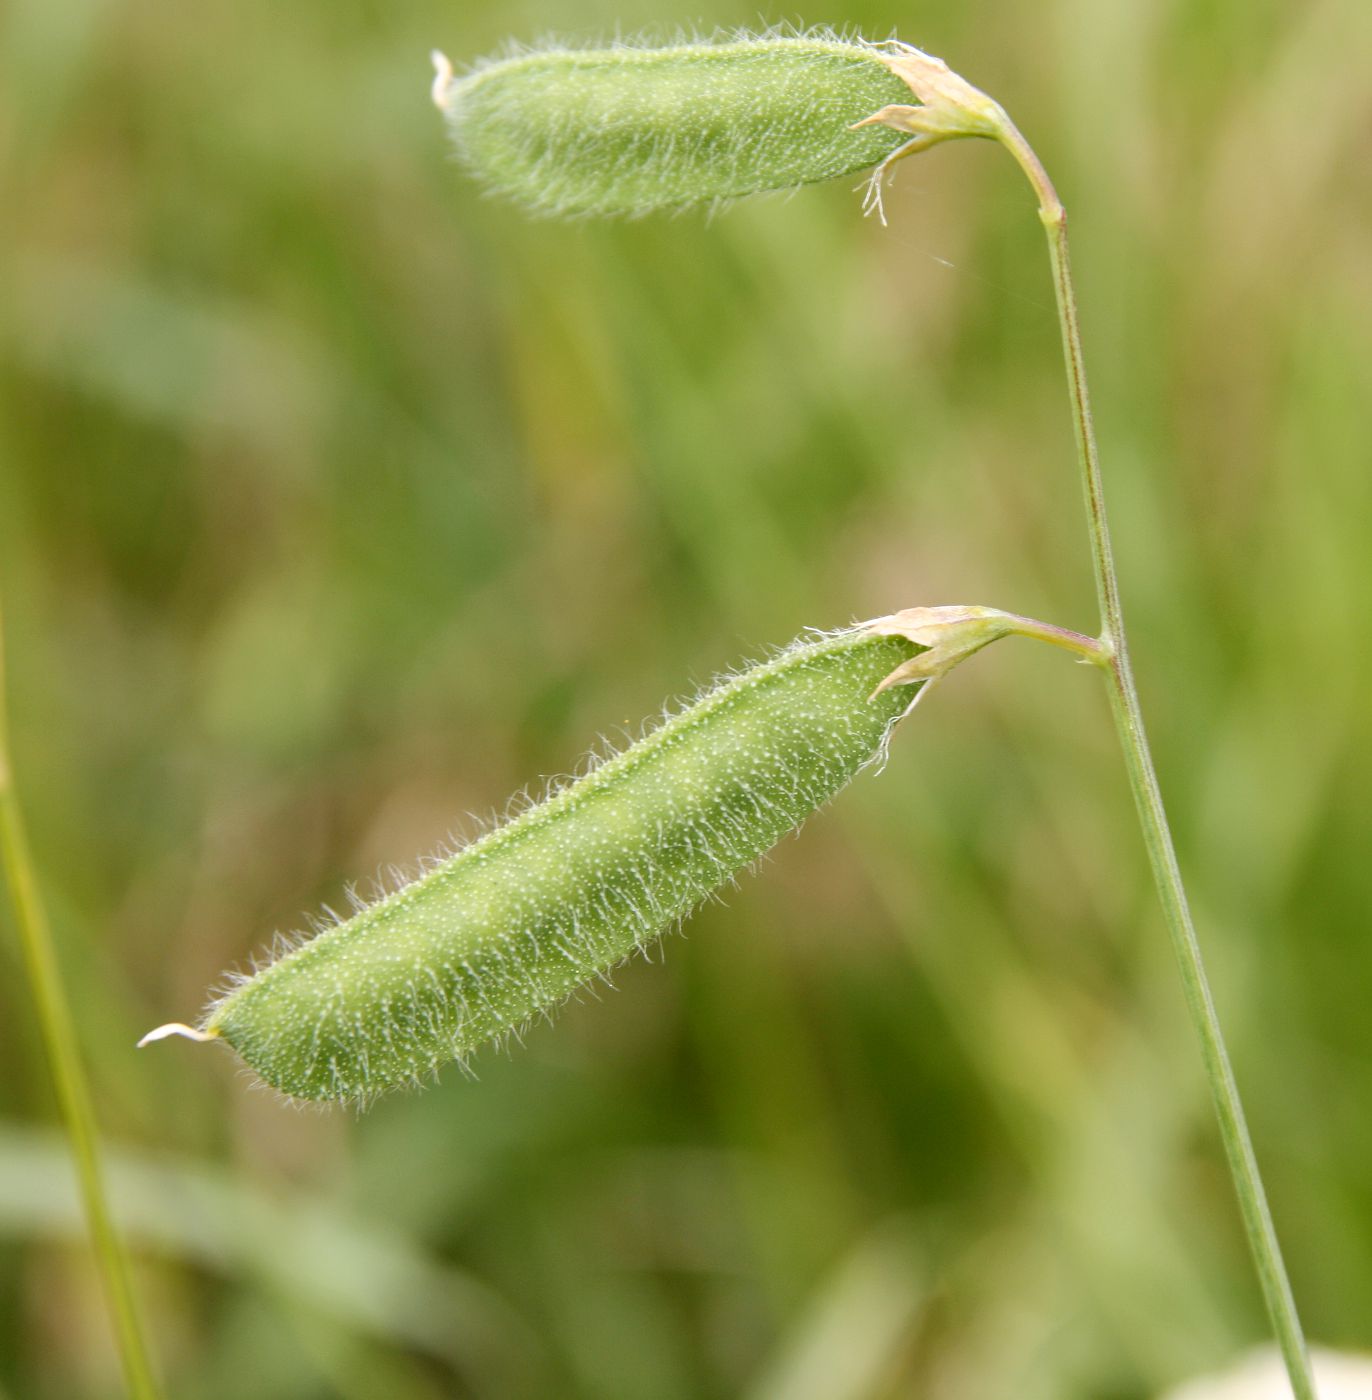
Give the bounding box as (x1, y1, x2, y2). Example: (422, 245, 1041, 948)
(1, 0, 1369, 1395)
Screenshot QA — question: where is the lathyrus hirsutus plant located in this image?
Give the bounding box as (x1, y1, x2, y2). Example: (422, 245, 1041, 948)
(139, 28, 1319, 1400)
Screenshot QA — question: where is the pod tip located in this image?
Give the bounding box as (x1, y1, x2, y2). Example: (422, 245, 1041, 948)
(137, 1022, 218, 1049)
(431, 50, 455, 110)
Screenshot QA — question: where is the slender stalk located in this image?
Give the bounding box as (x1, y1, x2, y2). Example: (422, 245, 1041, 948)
(988, 115, 1317, 1399)
(1000, 612, 1111, 666)
(0, 600, 161, 1400)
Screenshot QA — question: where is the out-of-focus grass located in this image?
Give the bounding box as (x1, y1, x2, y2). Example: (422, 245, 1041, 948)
(1, 0, 1369, 1395)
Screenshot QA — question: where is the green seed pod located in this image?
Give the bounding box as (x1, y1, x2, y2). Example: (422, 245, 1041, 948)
(141, 608, 1023, 1105)
(432, 32, 919, 218)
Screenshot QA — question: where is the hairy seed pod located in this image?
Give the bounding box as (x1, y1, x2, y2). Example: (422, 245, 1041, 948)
(432, 32, 919, 218)
(143, 609, 1019, 1104)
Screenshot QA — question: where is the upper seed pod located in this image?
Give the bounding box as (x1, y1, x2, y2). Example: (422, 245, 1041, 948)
(432, 32, 921, 218)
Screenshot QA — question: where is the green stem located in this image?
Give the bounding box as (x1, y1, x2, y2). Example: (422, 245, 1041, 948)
(0, 600, 162, 1400)
(992, 115, 1317, 1398)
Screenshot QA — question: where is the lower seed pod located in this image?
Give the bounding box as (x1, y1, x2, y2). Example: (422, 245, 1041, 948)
(145, 608, 1023, 1104)
(433, 32, 919, 218)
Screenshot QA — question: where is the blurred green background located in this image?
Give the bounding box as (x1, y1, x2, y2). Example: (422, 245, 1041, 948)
(1, 0, 1369, 1395)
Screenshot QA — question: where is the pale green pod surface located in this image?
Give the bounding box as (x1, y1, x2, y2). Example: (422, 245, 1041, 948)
(203, 626, 941, 1103)
(437, 34, 916, 217)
